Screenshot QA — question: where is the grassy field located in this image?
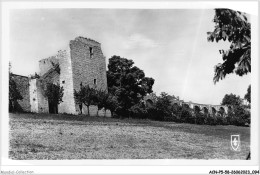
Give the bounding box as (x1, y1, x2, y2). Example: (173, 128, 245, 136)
(9, 113, 250, 160)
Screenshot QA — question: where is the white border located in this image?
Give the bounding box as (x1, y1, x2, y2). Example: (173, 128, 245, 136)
(1, 1, 259, 174)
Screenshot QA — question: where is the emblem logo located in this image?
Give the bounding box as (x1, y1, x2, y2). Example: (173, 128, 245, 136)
(231, 135, 240, 151)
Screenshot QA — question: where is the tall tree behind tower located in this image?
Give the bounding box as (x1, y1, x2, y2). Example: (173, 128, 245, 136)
(107, 55, 154, 117)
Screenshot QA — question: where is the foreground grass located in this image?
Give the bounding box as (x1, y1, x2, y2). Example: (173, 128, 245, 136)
(9, 113, 250, 159)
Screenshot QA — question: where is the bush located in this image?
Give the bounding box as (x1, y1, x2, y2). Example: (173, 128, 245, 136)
(180, 108, 193, 123)
(115, 107, 129, 118)
(205, 115, 216, 125)
(222, 117, 228, 125)
(215, 113, 227, 125)
(170, 105, 182, 122)
(229, 116, 248, 126)
(146, 107, 163, 121)
(225, 115, 231, 125)
(195, 112, 206, 125)
(226, 106, 250, 126)
(229, 116, 240, 126)
(129, 103, 148, 119)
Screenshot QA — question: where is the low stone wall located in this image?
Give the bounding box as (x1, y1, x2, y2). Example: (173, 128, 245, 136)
(78, 104, 111, 117)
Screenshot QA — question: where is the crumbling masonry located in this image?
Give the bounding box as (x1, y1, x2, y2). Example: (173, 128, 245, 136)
(13, 36, 108, 115)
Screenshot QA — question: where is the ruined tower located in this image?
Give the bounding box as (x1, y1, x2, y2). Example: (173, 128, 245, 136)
(29, 36, 108, 114)
(58, 36, 108, 114)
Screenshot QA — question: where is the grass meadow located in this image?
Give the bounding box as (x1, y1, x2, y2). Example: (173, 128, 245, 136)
(9, 113, 250, 159)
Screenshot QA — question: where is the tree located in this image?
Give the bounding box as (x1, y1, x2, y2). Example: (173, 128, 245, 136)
(105, 93, 119, 117)
(9, 63, 23, 112)
(221, 93, 250, 126)
(74, 84, 96, 116)
(221, 93, 243, 106)
(107, 55, 154, 117)
(44, 83, 64, 114)
(94, 89, 120, 117)
(74, 84, 85, 114)
(129, 102, 148, 119)
(95, 89, 109, 116)
(155, 92, 173, 121)
(244, 85, 251, 104)
(207, 9, 251, 83)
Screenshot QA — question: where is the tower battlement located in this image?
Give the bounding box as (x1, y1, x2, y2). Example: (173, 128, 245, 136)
(73, 36, 101, 47)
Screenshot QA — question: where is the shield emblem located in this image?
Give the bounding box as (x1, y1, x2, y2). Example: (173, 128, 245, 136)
(231, 135, 240, 151)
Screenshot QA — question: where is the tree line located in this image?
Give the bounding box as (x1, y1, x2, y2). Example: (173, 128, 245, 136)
(130, 91, 251, 127)
(74, 84, 118, 117)
(73, 55, 250, 127)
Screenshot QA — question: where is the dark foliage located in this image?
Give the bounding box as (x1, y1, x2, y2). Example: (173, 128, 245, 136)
(207, 9, 251, 83)
(94, 89, 109, 116)
(154, 92, 173, 121)
(44, 83, 64, 105)
(221, 93, 250, 126)
(107, 55, 154, 117)
(43, 83, 64, 114)
(205, 115, 217, 126)
(196, 112, 206, 125)
(221, 93, 243, 106)
(244, 85, 251, 104)
(74, 84, 96, 116)
(179, 108, 193, 123)
(9, 75, 23, 112)
(105, 93, 119, 117)
(126, 91, 250, 127)
(9, 63, 23, 112)
(129, 102, 148, 119)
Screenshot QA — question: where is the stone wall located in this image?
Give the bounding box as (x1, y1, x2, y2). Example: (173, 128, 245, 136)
(42, 68, 60, 85)
(37, 63, 61, 113)
(70, 36, 107, 91)
(11, 74, 31, 112)
(36, 79, 49, 113)
(39, 56, 59, 76)
(29, 78, 38, 113)
(81, 105, 111, 117)
(69, 36, 108, 114)
(58, 49, 77, 114)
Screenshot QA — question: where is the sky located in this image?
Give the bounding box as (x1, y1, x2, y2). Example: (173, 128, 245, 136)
(9, 9, 251, 105)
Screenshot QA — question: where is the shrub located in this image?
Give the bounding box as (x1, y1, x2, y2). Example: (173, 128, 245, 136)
(229, 116, 241, 126)
(129, 103, 148, 119)
(180, 108, 193, 123)
(195, 112, 206, 125)
(205, 115, 216, 125)
(147, 107, 163, 121)
(215, 113, 225, 125)
(146, 92, 173, 121)
(222, 117, 228, 125)
(170, 105, 181, 122)
(226, 105, 250, 126)
(229, 115, 248, 126)
(225, 115, 232, 125)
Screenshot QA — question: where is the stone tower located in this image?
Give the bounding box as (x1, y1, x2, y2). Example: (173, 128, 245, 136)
(28, 36, 107, 114)
(58, 36, 108, 114)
